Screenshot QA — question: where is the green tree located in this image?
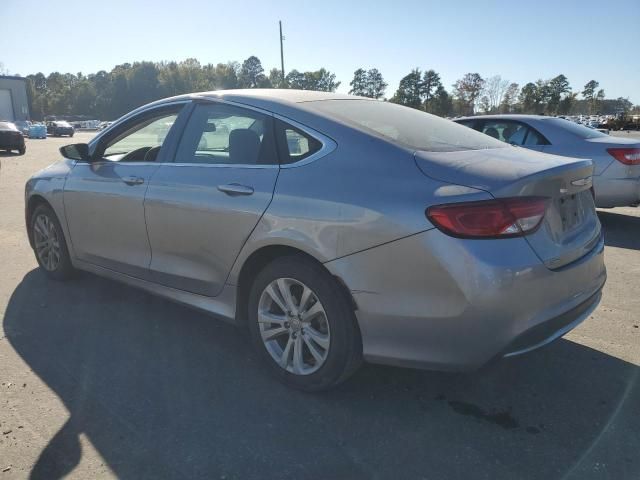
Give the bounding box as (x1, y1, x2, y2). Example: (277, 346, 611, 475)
(499, 82, 520, 113)
(238, 56, 269, 88)
(285, 69, 306, 89)
(582, 80, 599, 101)
(430, 85, 453, 117)
(546, 74, 571, 114)
(390, 68, 423, 109)
(286, 68, 340, 91)
(364, 68, 387, 99)
(214, 62, 239, 89)
(519, 82, 539, 113)
(349, 68, 368, 96)
(452, 73, 485, 115)
(558, 92, 577, 115)
(269, 68, 285, 88)
(421, 69, 442, 112)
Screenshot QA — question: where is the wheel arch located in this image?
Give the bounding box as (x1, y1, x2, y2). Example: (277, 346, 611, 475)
(26, 194, 52, 248)
(234, 244, 357, 327)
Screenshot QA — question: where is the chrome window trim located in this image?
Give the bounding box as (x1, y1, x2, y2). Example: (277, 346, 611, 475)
(195, 97, 337, 168)
(87, 100, 192, 150)
(82, 96, 337, 169)
(272, 113, 337, 169)
(74, 161, 167, 167)
(162, 162, 279, 170)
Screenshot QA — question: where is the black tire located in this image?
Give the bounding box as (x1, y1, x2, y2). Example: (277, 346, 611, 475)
(247, 255, 362, 391)
(31, 204, 75, 280)
(69, 133, 74, 138)
(18, 146, 25, 155)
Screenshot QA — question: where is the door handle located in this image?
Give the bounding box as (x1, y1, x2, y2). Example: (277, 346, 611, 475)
(217, 183, 254, 196)
(122, 175, 145, 186)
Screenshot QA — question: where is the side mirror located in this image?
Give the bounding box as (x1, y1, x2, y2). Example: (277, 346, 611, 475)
(60, 143, 90, 161)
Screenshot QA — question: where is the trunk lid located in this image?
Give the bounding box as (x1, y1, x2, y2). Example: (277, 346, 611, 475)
(415, 146, 601, 269)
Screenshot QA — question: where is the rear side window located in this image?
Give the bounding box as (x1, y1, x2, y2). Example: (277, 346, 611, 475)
(523, 128, 548, 146)
(310, 99, 506, 152)
(275, 120, 322, 164)
(480, 119, 549, 146)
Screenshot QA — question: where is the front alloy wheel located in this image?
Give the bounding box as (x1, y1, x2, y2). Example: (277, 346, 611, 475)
(31, 204, 74, 280)
(258, 278, 331, 375)
(33, 213, 62, 271)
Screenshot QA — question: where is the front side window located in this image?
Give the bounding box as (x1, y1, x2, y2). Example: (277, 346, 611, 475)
(175, 103, 277, 165)
(99, 107, 182, 162)
(310, 99, 506, 152)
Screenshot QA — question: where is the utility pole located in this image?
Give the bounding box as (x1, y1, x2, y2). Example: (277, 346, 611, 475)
(279, 20, 285, 85)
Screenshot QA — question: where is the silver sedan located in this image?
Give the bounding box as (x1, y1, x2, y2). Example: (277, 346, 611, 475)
(25, 90, 606, 390)
(454, 114, 640, 208)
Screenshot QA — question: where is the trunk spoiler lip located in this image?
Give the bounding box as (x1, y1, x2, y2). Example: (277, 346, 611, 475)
(414, 148, 594, 197)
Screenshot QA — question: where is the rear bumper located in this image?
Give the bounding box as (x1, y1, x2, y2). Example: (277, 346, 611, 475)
(501, 290, 601, 357)
(0, 135, 25, 149)
(594, 169, 640, 207)
(325, 228, 606, 371)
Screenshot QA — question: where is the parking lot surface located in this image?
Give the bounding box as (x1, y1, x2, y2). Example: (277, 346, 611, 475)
(1, 132, 639, 479)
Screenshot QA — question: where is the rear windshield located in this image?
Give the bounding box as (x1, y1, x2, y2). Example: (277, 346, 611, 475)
(56, 121, 72, 127)
(309, 99, 507, 152)
(542, 117, 607, 139)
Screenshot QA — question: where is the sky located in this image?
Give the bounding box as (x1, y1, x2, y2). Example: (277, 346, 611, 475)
(2, 0, 639, 103)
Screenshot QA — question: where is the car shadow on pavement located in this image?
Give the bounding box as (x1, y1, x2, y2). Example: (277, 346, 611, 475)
(3, 269, 639, 480)
(598, 210, 640, 251)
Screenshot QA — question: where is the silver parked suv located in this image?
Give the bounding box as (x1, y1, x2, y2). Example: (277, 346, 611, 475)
(25, 90, 606, 390)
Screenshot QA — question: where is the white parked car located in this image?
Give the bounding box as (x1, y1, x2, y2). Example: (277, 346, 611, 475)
(455, 115, 640, 208)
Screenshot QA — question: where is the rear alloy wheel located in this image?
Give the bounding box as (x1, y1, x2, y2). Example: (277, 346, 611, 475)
(258, 277, 331, 375)
(248, 256, 361, 391)
(31, 204, 74, 280)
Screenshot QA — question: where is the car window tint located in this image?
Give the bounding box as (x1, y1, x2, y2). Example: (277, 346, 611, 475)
(542, 117, 608, 139)
(175, 103, 277, 165)
(310, 100, 506, 152)
(523, 128, 547, 146)
(102, 110, 180, 161)
(276, 121, 322, 164)
(480, 120, 527, 144)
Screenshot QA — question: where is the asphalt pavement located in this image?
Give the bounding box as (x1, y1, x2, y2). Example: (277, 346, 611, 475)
(0, 132, 638, 479)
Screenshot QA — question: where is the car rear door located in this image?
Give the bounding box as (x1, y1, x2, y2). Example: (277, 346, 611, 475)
(143, 101, 280, 296)
(63, 103, 188, 279)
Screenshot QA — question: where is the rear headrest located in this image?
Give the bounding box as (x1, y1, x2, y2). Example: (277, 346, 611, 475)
(229, 129, 261, 165)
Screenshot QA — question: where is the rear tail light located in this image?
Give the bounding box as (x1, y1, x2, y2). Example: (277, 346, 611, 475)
(426, 197, 548, 239)
(607, 148, 640, 165)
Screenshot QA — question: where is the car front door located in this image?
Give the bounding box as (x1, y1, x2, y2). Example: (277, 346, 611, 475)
(63, 103, 188, 278)
(143, 101, 280, 296)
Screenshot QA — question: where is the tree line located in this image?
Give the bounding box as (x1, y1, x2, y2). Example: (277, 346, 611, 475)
(20, 55, 637, 120)
(387, 69, 634, 117)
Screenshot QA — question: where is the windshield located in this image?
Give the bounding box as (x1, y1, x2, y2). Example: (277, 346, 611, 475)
(542, 117, 608, 139)
(309, 99, 507, 152)
(56, 121, 72, 127)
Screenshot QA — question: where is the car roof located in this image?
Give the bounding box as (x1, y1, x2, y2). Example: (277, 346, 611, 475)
(455, 114, 549, 122)
(144, 89, 370, 114)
